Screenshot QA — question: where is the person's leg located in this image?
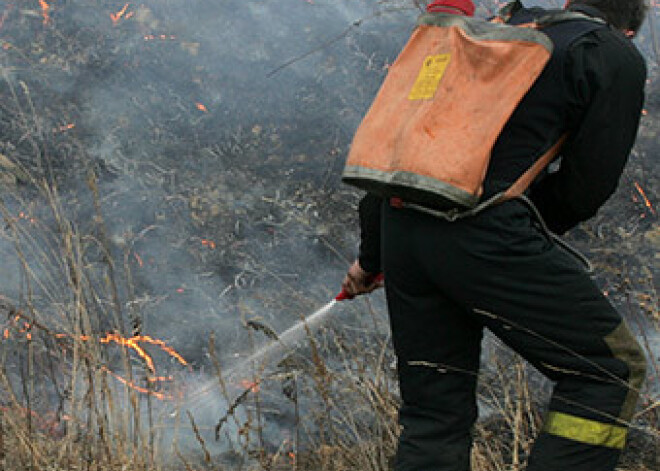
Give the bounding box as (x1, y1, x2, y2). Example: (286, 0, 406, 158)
(475, 276, 646, 470)
(416, 200, 648, 471)
(383, 204, 483, 471)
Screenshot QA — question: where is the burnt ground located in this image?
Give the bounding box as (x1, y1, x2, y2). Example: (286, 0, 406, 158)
(0, 0, 658, 469)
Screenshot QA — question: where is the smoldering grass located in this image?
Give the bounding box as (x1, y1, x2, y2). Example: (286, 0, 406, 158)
(0, 2, 657, 470)
(0, 162, 657, 471)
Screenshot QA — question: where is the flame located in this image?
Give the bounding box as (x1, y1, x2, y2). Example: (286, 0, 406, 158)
(195, 102, 208, 112)
(38, 0, 50, 25)
(5, 319, 35, 341)
(201, 239, 216, 249)
(239, 379, 260, 393)
(110, 3, 133, 26)
(634, 182, 656, 215)
(102, 367, 172, 400)
(54, 332, 188, 372)
(129, 335, 188, 366)
(642, 109, 648, 116)
(17, 212, 37, 224)
(134, 252, 144, 267)
(5, 310, 185, 402)
(53, 123, 75, 133)
(100, 333, 156, 372)
(98, 334, 188, 372)
(147, 375, 173, 383)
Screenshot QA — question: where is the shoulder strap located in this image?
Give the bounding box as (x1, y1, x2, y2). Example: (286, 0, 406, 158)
(390, 134, 568, 222)
(500, 134, 568, 202)
(496, 0, 524, 23)
(535, 11, 606, 27)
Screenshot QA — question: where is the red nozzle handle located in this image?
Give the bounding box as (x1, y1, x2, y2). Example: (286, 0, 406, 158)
(336, 273, 384, 301)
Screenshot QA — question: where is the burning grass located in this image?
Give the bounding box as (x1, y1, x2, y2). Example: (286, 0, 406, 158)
(0, 173, 658, 469)
(0, 0, 658, 470)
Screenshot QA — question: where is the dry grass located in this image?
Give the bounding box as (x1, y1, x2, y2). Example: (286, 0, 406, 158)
(0, 88, 658, 471)
(0, 171, 657, 471)
(0, 2, 658, 469)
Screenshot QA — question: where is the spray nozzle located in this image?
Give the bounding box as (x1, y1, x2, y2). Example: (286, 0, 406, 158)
(335, 273, 384, 301)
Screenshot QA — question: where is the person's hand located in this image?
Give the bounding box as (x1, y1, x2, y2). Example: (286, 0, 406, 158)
(340, 260, 384, 298)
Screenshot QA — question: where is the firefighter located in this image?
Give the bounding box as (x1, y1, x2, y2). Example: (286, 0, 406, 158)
(341, 0, 649, 470)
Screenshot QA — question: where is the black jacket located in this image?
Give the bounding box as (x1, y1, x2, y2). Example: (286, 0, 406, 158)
(357, 5, 646, 273)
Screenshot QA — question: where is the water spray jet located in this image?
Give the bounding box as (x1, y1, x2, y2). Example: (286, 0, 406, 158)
(182, 273, 384, 410)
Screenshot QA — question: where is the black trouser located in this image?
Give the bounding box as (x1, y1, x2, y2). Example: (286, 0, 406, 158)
(381, 200, 647, 471)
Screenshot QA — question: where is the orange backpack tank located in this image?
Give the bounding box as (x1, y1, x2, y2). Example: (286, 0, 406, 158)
(342, 13, 557, 212)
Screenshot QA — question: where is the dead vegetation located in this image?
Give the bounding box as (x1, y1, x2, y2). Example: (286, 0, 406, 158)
(0, 1, 658, 470)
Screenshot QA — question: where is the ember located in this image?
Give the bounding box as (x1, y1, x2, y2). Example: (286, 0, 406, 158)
(634, 181, 656, 215)
(201, 238, 216, 249)
(103, 367, 173, 400)
(239, 379, 260, 393)
(111, 3, 134, 26)
(53, 123, 75, 133)
(38, 0, 50, 25)
(0, 0, 655, 469)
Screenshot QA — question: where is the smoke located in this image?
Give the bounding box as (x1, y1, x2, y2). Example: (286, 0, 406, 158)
(0, 0, 408, 461)
(0, 0, 657, 464)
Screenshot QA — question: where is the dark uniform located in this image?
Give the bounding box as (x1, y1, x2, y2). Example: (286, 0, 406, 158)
(357, 5, 648, 471)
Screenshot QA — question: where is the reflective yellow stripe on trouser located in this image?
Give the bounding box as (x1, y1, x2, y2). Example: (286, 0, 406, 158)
(543, 412, 627, 449)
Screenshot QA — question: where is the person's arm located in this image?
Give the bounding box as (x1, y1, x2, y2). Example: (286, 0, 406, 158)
(357, 192, 382, 274)
(530, 30, 646, 234)
(340, 192, 383, 298)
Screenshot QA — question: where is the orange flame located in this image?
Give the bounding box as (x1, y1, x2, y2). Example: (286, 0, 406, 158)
(53, 123, 75, 133)
(240, 379, 260, 393)
(195, 102, 208, 112)
(101, 333, 156, 372)
(102, 367, 172, 400)
(38, 0, 50, 25)
(110, 3, 132, 25)
(634, 182, 656, 215)
(201, 239, 216, 249)
(132, 335, 188, 366)
(147, 375, 173, 383)
(99, 334, 189, 372)
(55, 332, 188, 372)
(17, 212, 37, 224)
(134, 252, 144, 267)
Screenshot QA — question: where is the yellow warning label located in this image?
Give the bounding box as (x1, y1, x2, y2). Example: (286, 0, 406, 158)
(408, 54, 451, 100)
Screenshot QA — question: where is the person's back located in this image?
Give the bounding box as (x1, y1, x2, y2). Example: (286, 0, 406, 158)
(486, 2, 647, 234)
(341, 1, 649, 470)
